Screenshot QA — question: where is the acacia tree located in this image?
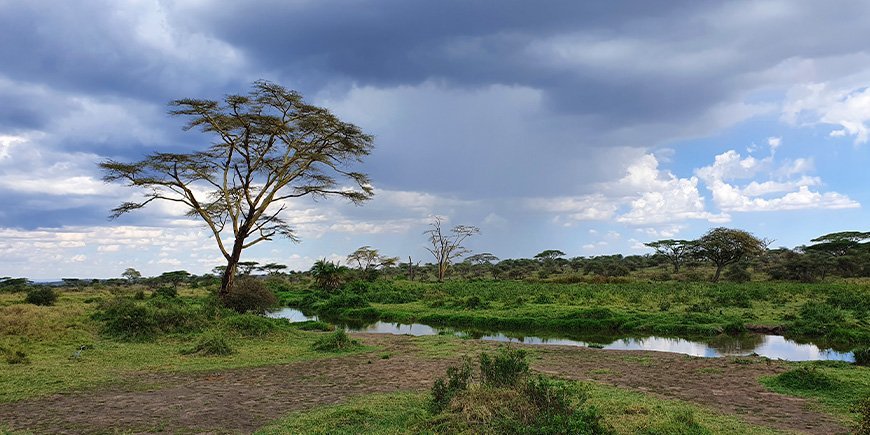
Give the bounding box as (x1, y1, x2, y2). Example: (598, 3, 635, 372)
(424, 216, 480, 282)
(695, 228, 767, 282)
(121, 267, 142, 283)
(534, 250, 566, 261)
(100, 81, 374, 299)
(644, 239, 696, 273)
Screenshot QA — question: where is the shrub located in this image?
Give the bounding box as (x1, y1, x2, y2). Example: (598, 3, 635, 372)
(774, 366, 836, 391)
(222, 313, 279, 337)
(854, 347, 870, 366)
(25, 287, 57, 306)
(96, 299, 159, 341)
(152, 286, 177, 298)
(311, 330, 359, 352)
(429, 357, 473, 413)
(724, 264, 751, 283)
(480, 346, 529, 388)
(182, 329, 233, 356)
(223, 278, 278, 314)
(318, 292, 370, 316)
(95, 297, 205, 341)
(133, 290, 146, 300)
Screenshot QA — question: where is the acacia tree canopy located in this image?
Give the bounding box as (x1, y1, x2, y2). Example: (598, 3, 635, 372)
(695, 227, 767, 282)
(100, 81, 374, 299)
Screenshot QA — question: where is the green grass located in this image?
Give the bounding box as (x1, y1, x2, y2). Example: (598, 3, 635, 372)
(761, 361, 870, 422)
(0, 289, 373, 403)
(257, 392, 429, 435)
(257, 383, 782, 434)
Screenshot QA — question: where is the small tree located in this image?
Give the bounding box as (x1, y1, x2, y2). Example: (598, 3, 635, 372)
(158, 270, 191, 289)
(258, 263, 288, 275)
(237, 261, 260, 276)
(121, 268, 142, 284)
(424, 216, 480, 282)
(806, 231, 870, 257)
(695, 228, 767, 282)
(533, 250, 565, 261)
(644, 239, 697, 273)
(100, 81, 374, 300)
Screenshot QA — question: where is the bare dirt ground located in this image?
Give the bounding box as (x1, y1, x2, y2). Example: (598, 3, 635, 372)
(0, 333, 848, 434)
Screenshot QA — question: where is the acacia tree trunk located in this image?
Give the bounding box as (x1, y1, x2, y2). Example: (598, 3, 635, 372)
(711, 263, 724, 282)
(219, 235, 246, 299)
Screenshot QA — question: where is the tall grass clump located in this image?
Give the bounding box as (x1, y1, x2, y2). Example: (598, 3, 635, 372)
(428, 346, 608, 433)
(222, 313, 281, 337)
(311, 329, 359, 352)
(181, 329, 234, 356)
(480, 347, 529, 387)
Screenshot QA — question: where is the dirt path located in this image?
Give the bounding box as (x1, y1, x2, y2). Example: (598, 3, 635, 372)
(0, 333, 848, 434)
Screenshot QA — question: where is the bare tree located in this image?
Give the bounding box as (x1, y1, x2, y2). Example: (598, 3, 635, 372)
(100, 81, 374, 299)
(424, 216, 480, 282)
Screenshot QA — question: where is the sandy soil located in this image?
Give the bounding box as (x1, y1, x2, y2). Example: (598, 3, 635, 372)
(0, 333, 848, 434)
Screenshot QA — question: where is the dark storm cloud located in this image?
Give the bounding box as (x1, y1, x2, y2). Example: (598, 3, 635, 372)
(176, 0, 870, 129)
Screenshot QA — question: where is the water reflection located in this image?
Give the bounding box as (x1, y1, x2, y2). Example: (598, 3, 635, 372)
(267, 308, 855, 362)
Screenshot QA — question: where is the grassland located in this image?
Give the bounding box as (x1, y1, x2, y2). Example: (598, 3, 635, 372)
(1, 280, 868, 433)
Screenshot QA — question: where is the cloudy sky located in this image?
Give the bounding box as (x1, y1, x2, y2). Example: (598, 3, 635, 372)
(2, 0, 870, 279)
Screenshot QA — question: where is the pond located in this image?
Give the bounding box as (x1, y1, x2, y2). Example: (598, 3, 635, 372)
(267, 308, 855, 362)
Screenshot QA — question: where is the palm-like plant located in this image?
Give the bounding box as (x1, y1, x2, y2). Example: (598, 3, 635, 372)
(310, 259, 347, 292)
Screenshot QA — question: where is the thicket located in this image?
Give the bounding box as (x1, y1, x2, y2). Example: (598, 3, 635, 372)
(428, 346, 608, 433)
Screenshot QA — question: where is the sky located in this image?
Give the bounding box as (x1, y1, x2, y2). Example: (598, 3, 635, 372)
(2, 0, 870, 279)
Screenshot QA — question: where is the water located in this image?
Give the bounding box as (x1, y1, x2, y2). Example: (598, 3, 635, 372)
(267, 308, 855, 362)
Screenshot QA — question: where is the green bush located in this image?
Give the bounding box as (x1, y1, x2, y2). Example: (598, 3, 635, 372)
(95, 297, 205, 341)
(480, 346, 529, 388)
(723, 264, 751, 283)
(152, 286, 177, 298)
(774, 366, 836, 391)
(854, 347, 870, 366)
(311, 330, 359, 352)
(429, 357, 473, 413)
(222, 313, 279, 337)
(133, 290, 146, 300)
(96, 299, 160, 341)
(318, 292, 370, 316)
(182, 329, 234, 356)
(223, 278, 278, 314)
(25, 287, 57, 306)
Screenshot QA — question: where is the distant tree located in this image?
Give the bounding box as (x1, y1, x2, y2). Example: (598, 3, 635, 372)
(806, 231, 870, 257)
(346, 246, 399, 271)
(99, 81, 374, 301)
(0, 277, 31, 292)
(464, 253, 500, 265)
(258, 263, 288, 275)
(424, 216, 480, 282)
(121, 268, 142, 283)
(237, 261, 260, 276)
(533, 250, 565, 261)
(158, 270, 191, 289)
(695, 228, 767, 282)
(310, 259, 347, 291)
(644, 239, 697, 273)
